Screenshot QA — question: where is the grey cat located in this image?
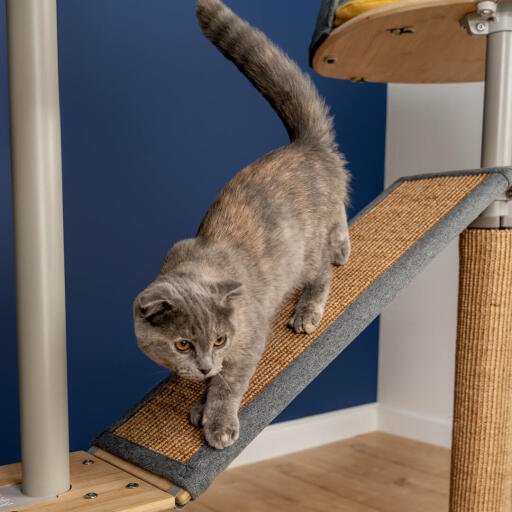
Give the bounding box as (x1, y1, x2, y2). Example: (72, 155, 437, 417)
(134, 0, 350, 450)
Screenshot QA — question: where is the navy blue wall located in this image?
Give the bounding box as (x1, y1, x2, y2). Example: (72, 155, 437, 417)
(0, 0, 385, 465)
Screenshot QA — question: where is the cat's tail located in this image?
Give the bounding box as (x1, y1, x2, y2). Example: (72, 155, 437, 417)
(196, 0, 336, 148)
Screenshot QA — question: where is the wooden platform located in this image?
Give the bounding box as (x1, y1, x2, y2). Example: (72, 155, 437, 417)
(0, 452, 174, 512)
(312, 0, 488, 83)
(187, 432, 451, 512)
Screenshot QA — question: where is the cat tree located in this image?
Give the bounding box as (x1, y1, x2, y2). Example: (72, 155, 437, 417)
(2, 0, 511, 510)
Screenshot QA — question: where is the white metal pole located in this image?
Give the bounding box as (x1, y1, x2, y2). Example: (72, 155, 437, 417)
(6, 0, 70, 498)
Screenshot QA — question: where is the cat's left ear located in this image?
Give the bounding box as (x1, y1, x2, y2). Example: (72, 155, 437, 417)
(216, 279, 243, 304)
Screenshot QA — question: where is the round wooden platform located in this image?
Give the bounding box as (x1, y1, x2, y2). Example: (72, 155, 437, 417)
(312, 0, 488, 83)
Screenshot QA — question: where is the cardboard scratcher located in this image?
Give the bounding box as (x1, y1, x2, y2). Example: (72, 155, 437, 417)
(91, 169, 512, 500)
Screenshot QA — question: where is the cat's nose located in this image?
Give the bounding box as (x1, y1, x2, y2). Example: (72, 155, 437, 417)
(200, 367, 211, 376)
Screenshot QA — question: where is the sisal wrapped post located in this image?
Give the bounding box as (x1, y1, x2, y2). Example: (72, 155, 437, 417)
(450, 229, 512, 512)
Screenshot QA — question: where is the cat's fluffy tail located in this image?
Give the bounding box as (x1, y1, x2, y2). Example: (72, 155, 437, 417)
(196, 0, 336, 148)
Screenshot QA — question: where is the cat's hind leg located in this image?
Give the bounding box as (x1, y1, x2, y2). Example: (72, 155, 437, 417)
(329, 207, 351, 266)
(289, 262, 332, 334)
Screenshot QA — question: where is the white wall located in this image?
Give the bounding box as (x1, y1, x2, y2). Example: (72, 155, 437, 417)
(378, 83, 484, 447)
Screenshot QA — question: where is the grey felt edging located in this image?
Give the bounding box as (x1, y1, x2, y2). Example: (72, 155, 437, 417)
(310, 0, 377, 67)
(91, 168, 512, 499)
(309, 0, 343, 66)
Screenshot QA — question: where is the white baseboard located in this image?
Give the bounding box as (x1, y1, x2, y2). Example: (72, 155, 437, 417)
(228, 402, 452, 469)
(378, 404, 452, 448)
(229, 403, 378, 468)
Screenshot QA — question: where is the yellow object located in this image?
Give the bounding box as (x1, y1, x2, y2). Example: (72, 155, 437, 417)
(334, 0, 403, 25)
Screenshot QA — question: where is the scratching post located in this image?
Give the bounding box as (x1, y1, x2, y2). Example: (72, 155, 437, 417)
(450, 2, 512, 510)
(450, 229, 512, 512)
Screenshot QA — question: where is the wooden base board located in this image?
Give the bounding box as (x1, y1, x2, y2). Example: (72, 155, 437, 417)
(0, 452, 174, 512)
(92, 449, 191, 507)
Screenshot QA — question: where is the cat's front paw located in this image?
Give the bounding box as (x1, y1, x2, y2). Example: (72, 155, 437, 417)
(332, 235, 351, 266)
(203, 413, 240, 449)
(190, 400, 205, 427)
(289, 305, 323, 334)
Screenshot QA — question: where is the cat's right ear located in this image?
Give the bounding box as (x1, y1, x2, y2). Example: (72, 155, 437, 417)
(135, 290, 173, 323)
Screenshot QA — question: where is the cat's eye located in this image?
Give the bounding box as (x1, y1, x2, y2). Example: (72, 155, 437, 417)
(175, 340, 191, 351)
(214, 336, 226, 347)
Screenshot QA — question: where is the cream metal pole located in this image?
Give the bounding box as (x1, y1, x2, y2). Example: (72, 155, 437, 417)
(481, 6, 512, 168)
(462, 0, 512, 226)
(6, 0, 70, 498)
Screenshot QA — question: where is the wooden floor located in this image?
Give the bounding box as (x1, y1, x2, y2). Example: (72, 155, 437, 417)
(187, 432, 451, 512)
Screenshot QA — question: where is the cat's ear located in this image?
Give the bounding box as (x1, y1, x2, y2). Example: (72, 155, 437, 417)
(216, 279, 243, 304)
(136, 290, 173, 322)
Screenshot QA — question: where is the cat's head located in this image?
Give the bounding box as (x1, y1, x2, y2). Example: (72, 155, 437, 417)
(133, 274, 243, 381)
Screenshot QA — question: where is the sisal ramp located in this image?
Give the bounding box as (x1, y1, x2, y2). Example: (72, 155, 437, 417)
(92, 169, 512, 499)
